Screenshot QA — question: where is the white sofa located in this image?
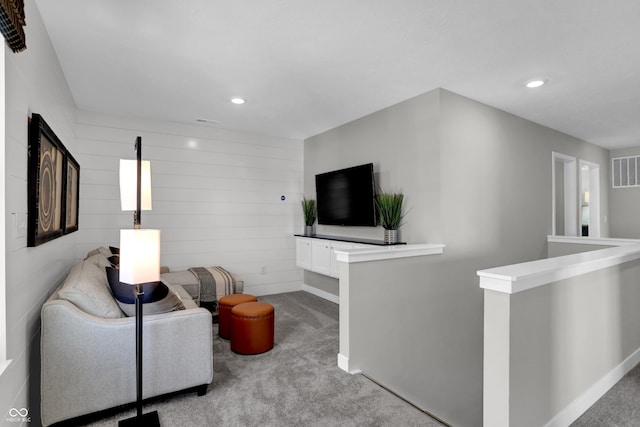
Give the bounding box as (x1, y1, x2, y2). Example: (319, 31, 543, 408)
(40, 249, 213, 426)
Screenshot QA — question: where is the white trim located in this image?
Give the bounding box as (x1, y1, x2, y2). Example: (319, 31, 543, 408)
(244, 281, 302, 297)
(335, 243, 445, 263)
(544, 345, 640, 427)
(0, 44, 8, 377)
(547, 235, 640, 246)
(0, 359, 11, 378)
(579, 159, 600, 238)
(302, 284, 339, 304)
(478, 244, 640, 294)
(552, 152, 578, 236)
(337, 353, 361, 374)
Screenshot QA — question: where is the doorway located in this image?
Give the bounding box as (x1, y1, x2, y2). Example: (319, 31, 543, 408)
(552, 152, 577, 236)
(579, 160, 600, 237)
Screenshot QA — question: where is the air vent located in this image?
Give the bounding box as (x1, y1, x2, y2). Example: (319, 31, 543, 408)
(612, 156, 640, 188)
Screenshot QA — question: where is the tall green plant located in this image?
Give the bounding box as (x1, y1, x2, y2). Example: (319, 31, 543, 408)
(375, 193, 405, 230)
(301, 197, 317, 226)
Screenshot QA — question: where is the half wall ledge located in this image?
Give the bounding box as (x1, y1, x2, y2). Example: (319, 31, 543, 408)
(479, 241, 640, 427)
(477, 243, 640, 294)
(334, 243, 445, 263)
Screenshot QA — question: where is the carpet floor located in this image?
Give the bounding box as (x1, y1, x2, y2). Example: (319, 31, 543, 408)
(571, 360, 640, 426)
(83, 291, 444, 426)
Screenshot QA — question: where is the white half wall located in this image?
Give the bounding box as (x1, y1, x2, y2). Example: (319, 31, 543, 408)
(482, 250, 640, 426)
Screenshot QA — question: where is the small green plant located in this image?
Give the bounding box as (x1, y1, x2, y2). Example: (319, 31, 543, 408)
(375, 192, 405, 230)
(301, 197, 317, 226)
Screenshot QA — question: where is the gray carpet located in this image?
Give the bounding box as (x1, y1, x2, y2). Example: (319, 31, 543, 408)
(571, 361, 640, 426)
(84, 291, 444, 426)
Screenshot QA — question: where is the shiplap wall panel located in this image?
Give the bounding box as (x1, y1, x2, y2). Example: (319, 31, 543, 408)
(3, 2, 81, 418)
(75, 111, 304, 296)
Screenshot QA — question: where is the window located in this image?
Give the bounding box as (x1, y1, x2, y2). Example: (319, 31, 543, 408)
(612, 156, 640, 188)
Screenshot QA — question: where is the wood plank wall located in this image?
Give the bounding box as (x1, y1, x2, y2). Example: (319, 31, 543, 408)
(75, 111, 304, 296)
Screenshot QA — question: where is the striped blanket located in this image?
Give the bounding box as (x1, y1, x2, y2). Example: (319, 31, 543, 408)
(188, 266, 240, 311)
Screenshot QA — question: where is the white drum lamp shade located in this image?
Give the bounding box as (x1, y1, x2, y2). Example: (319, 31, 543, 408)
(119, 159, 153, 211)
(119, 229, 161, 285)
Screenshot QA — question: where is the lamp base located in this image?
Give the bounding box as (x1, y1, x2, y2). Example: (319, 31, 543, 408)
(118, 410, 160, 427)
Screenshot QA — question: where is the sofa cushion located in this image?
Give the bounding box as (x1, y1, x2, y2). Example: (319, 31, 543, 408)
(86, 246, 113, 259)
(59, 260, 124, 319)
(106, 266, 185, 317)
(85, 253, 114, 270)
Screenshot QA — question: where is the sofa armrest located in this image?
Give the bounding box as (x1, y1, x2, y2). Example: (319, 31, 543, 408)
(41, 299, 212, 426)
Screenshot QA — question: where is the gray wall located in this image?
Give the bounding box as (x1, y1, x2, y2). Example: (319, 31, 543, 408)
(304, 89, 442, 244)
(304, 88, 611, 426)
(547, 242, 615, 257)
(610, 146, 640, 237)
(304, 89, 441, 297)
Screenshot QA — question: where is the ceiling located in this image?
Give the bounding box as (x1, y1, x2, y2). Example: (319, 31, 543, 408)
(35, 0, 640, 149)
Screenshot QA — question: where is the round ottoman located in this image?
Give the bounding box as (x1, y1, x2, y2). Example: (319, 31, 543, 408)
(218, 294, 257, 339)
(230, 302, 275, 355)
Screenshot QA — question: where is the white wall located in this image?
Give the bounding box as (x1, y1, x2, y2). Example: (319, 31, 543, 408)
(1, 1, 78, 425)
(75, 111, 304, 296)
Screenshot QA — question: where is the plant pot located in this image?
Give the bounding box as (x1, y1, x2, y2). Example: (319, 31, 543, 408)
(384, 229, 398, 244)
(304, 225, 315, 236)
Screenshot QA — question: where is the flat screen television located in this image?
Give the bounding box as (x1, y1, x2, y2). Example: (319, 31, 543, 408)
(315, 163, 377, 226)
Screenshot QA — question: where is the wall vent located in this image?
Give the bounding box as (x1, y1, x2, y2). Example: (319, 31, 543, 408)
(612, 156, 640, 188)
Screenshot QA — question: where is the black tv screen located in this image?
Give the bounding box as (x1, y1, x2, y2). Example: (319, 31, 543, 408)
(315, 163, 376, 226)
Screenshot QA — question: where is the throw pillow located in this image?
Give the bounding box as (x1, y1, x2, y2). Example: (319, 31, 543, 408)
(105, 266, 185, 316)
(86, 246, 113, 259)
(85, 253, 113, 271)
(108, 255, 119, 267)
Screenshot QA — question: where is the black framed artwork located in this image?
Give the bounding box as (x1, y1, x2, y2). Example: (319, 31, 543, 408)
(64, 152, 80, 234)
(28, 114, 80, 247)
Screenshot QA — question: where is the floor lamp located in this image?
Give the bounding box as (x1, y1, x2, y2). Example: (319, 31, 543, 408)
(119, 137, 161, 426)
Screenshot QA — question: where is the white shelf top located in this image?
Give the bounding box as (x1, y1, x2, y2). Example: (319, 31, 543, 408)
(478, 243, 640, 294)
(335, 243, 445, 263)
(547, 235, 640, 246)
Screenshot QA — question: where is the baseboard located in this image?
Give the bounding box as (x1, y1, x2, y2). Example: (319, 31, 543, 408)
(244, 282, 303, 297)
(337, 353, 361, 375)
(302, 284, 339, 304)
(544, 345, 640, 427)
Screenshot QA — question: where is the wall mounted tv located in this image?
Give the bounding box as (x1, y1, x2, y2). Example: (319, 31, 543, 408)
(315, 163, 377, 226)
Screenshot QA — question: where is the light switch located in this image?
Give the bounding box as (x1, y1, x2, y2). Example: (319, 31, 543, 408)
(13, 212, 27, 239)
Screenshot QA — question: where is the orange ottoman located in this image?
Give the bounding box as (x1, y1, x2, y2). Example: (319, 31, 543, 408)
(218, 294, 257, 339)
(230, 302, 275, 355)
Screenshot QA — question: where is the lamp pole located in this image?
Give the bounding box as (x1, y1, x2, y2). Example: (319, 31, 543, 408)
(134, 136, 142, 229)
(119, 137, 160, 427)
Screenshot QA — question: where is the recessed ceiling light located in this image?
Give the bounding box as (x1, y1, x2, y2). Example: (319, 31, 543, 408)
(230, 97, 246, 105)
(525, 79, 546, 88)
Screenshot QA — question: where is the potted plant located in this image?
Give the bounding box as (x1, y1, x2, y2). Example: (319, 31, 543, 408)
(301, 197, 317, 236)
(375, 192, 405, 244)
